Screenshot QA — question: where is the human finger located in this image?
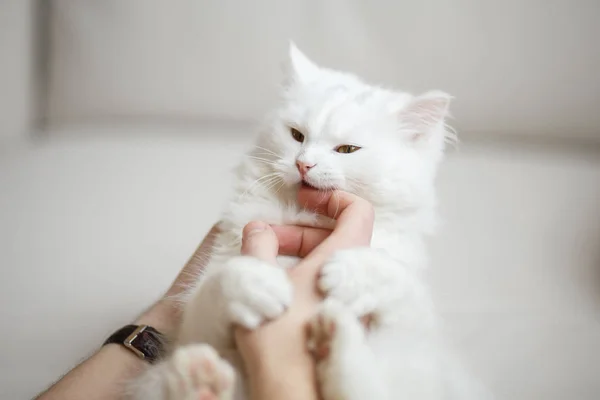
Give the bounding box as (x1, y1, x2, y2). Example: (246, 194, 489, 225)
(270, 225, 331, 258)
(298, 188, 374, 265)
(240, 221, 279, 264)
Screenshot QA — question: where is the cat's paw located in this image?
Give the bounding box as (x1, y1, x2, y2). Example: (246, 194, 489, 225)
(318, 248, 395, 317)
(220, 256, 293, 329)
(307, 299, 364, 363)
(307, 300, 375, 400)
(319, 247, 432, 328)
(163, 344, 235, 400)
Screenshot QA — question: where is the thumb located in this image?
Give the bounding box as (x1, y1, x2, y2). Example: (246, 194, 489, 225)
(241, 221, 279, 264)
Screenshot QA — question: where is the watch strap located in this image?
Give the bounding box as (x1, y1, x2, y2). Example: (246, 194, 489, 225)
(104, 324, 165, 363)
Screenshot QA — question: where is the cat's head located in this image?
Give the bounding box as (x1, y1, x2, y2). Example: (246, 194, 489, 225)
(257, 43, 453, 209)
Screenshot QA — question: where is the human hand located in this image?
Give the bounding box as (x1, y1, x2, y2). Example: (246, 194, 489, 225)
(234, 187, 374, 399)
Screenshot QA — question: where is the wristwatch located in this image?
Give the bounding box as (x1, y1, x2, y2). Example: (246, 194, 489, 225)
(103, 324, 165, 363)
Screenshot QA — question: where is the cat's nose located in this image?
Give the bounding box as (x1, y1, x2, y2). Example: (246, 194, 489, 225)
(296, 161, 316, 175)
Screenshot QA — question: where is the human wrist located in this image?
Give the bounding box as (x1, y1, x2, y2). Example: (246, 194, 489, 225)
(134, 298, 181, 338)
(251, 350, 314, 380)
(244, 339, 312, 376)
(237, 318, 316, 383)
(245, 346, 317, 400)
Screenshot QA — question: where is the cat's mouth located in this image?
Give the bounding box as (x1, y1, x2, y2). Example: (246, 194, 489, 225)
(301, 179, 318, 190)
(301, 178, 335, 191)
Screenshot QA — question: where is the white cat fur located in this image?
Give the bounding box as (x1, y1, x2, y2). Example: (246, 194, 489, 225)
(132, 43, 486, 400)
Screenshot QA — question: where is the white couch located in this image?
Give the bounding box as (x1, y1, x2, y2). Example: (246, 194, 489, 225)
(1, 2, 600, 399)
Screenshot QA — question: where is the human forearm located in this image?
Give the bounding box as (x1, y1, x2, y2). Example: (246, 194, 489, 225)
(35, 344, 145, 400)
(36, 298, 177, 400)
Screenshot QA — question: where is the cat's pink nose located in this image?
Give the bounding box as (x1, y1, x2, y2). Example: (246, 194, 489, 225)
(296, 161, 316, 175)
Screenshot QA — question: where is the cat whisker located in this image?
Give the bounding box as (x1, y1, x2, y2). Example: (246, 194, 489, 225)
(444, 123, 459, 147)
(261, 175, 284, 194)
(245, 155, 277, 165)
(249, 171, 282, 195)
(240, 172, 281, 199)
(253, 145, 282, 158)
(273, 181, 285, 196)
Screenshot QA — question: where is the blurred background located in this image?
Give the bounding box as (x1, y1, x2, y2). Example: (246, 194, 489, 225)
(1, 1, 599, 399)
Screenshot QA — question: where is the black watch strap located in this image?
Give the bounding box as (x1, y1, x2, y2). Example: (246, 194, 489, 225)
(104, 324, 165, 363)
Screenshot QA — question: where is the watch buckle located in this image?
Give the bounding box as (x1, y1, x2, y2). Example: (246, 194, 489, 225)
(123, 325, 148, 359)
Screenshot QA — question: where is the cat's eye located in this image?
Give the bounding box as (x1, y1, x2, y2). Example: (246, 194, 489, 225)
(290, 127, 305, 143)
(335, 145, 362, 154)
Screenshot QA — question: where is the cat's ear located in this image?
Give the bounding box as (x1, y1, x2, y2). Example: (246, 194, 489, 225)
(285, 41, 320, 85)
(397, 91, 452, 141)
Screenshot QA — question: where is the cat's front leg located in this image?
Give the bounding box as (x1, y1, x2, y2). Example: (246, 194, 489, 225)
(179, 256, 293, 349)
(307, 299, 391, 400)
(319, 247, 435, 329)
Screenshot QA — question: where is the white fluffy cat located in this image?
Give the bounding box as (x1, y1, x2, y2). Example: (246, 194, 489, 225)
(132, 43, 485, 400)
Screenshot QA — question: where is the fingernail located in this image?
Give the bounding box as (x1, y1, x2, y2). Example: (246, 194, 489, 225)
(248, 227, 266, 235)
(245, 221, 267, 236)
